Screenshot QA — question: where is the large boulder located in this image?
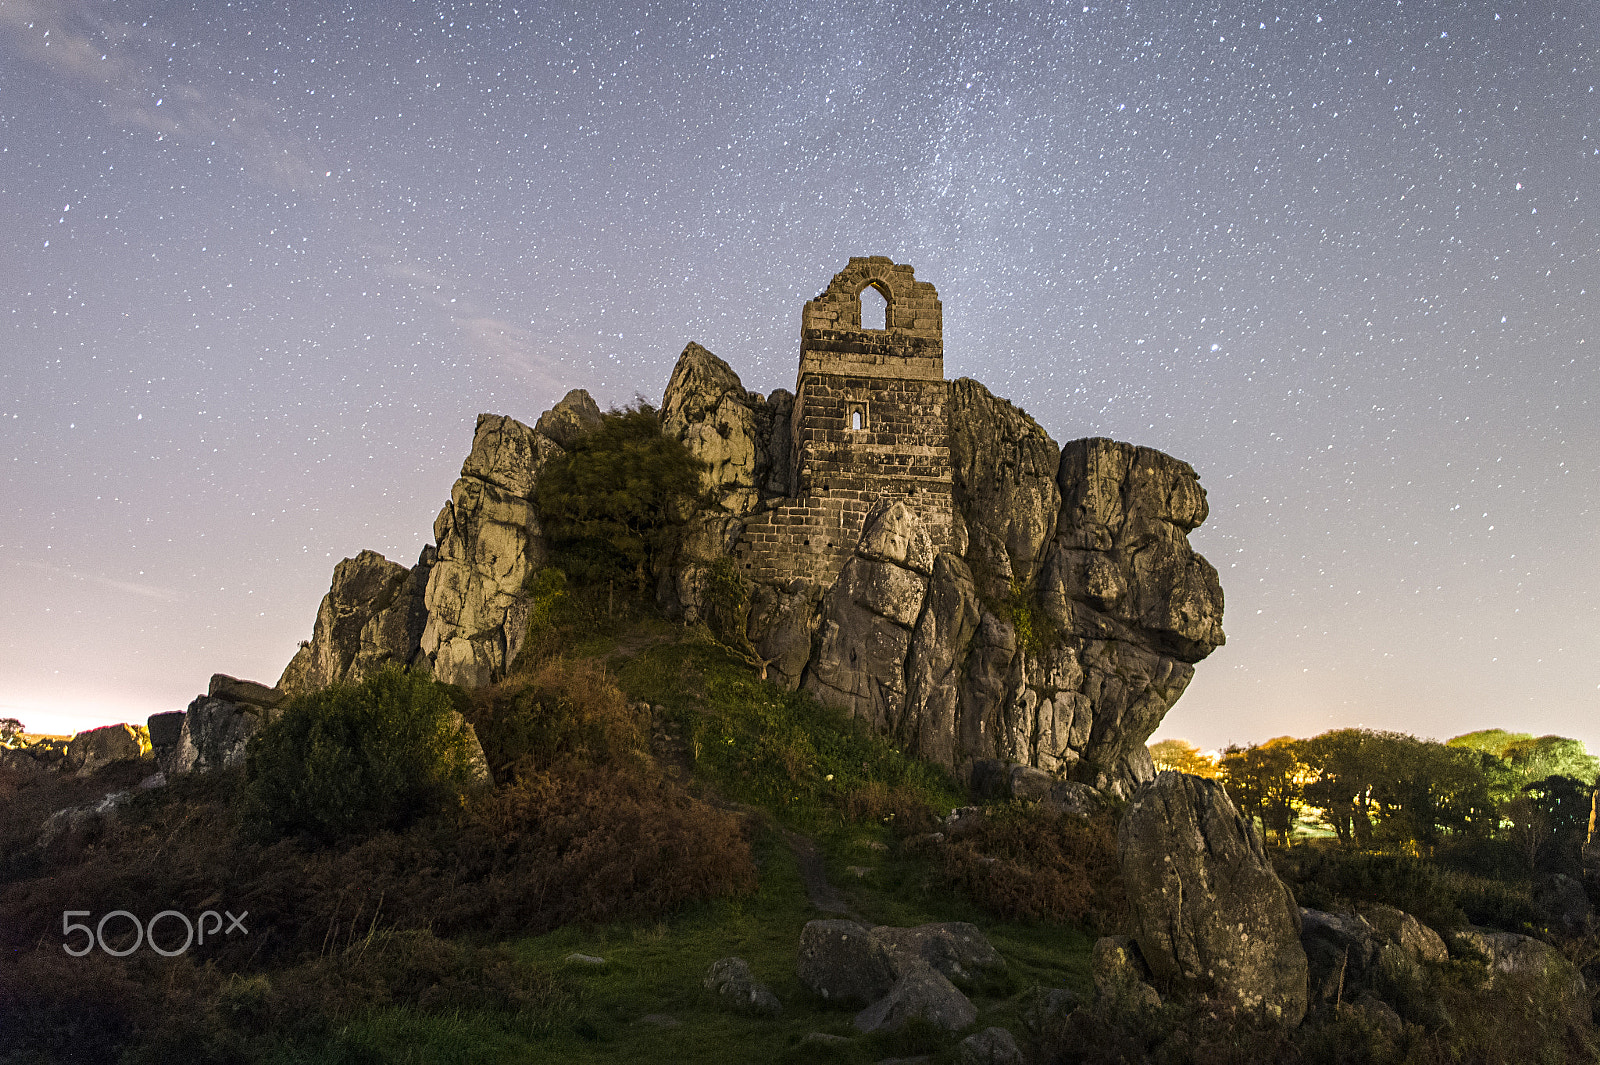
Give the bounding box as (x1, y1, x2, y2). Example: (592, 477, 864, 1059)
(796, 919, 897, 1006)
(166, 675, 286, 775)
(1117, 772, 1307, 1025)
(948, 378, 1062, 593)
(1363, 904, 1448, 965)
(703, 957, 782, 1018)
(279, 549, 434, 695)
(870, 922, 1005, 986)
(660, 343, 767, 516)
(852, 960, 978, 1034)
(533, 387, 602, 448)
(1300, 908, 1384, 1009)
(1044, 439, 1223, 662)
(64, 724, 146, 776)
(804, 501, 933, 734)
(1092, 934, 1163, 1015)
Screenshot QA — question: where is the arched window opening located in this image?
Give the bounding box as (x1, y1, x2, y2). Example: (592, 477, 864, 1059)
(851, 410, 863, 431)
(860, 284, 887, 330)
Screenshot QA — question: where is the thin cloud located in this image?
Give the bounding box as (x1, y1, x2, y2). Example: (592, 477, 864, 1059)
(0, 0, 325, 192)
(18, 559, 185, 604)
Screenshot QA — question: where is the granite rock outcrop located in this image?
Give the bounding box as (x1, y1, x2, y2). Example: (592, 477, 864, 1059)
(275, 260, 1224, 797)
(1117, 771, 1307, 1025)
(278, 548, 433, 694)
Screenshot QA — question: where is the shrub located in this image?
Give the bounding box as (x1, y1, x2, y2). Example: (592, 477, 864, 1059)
(466, 657, 647, 785)
(535, 402, 706, 591)
(615, 638, 964, 832)
(244, 668, 480, 844)
(941, 802, 1127, 928)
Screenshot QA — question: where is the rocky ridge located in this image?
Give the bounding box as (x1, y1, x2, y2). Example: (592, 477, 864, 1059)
(278, 344, 1224, 796)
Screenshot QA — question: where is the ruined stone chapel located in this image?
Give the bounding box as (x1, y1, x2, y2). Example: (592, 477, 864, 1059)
(733, 256, 956, 584)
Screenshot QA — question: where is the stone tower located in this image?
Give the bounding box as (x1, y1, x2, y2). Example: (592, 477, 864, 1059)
(734, 257, 954, 584)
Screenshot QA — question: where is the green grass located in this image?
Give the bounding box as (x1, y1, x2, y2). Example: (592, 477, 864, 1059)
(613, 633, 967, 835)
(236, 822, 1092, 1065)
(1, 620, 1099, 1065)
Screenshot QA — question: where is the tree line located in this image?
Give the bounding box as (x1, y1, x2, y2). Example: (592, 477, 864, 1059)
(1150, 730, 1598, 872)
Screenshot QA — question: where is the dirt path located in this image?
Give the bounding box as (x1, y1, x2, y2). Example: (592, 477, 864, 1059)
(779, 828, 862, 920)
(648, 705, 860, 921)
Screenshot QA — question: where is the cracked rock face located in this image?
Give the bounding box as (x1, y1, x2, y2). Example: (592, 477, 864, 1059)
(422, 411, 572, 687)
(275, 347, 1222, 798)
(804, 501, 932, 733)
(1117, 772, 1307, 1026)
(278, 548, 433, 695)
(281, 391, 597, 695)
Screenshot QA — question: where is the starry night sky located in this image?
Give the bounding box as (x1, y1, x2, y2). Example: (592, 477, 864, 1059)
(3, 0, 1596, 754)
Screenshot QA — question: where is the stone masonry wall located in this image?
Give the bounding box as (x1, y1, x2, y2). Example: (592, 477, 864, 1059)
(735, 257, 953, 587)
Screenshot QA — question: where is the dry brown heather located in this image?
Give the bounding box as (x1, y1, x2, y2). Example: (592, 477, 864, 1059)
(0, 659, 755, 969)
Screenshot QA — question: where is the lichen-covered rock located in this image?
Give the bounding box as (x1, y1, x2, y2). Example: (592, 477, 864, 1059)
(1118, 772, 1307, 1025)
(852, 960, 978, 1034)
(532, 387, 603, 449)
(661, 343, 766, 516)
(1092, 935, 1163, 1015)
(279, 549, 433, 695)
(1044, 438, 1224, 662)
(703, 956, 782, 1017)
(1301, 908, 1383, 1009)
(870, 922, 1005, 985)
(901, 554, 981, 765)
(805, 502, 932, 733)
(949, 378, 1062, 593)
(167, 679, 283, 776)
(747, 579, 823, 689)
(797, 919, 897, 1007)
(1448, 928, 1589, 1019)
(958, 1026, 1025, 1065)
(421, 410, 569, 687)
(208, 673, 287, 709)
(64, 724, 146, 776)
(1364, 904, 1448, 965)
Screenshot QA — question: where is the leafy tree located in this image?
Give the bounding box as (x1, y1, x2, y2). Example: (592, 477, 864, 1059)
(1503, 736, 1600, 787)
(1518, 773, 1593, 874)
(1148, 738, 1219, 779)
(1300, 728, 1496, 850)
(1448, 729, 1535, 759)
(1220, 737, 1302, 842)
(1298, 727, 1387, 847)
(0, 717, 23, 747)
(244, 667, 481, 844)
(1501, 795, 1553, 873)
(535, 403, 707, 592)
(1379, 738, 1497, 849)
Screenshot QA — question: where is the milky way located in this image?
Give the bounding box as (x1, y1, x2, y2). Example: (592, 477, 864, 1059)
(2, 0, 1595, 751)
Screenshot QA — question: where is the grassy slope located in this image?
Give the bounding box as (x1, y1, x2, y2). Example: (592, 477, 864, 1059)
(283, 630, 1093, 1064)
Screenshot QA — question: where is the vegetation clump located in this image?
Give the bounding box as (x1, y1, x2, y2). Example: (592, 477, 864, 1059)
(243, 666, 481, 844)
(940, 802, 1128, 929)
(535, 402, 706, 591)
